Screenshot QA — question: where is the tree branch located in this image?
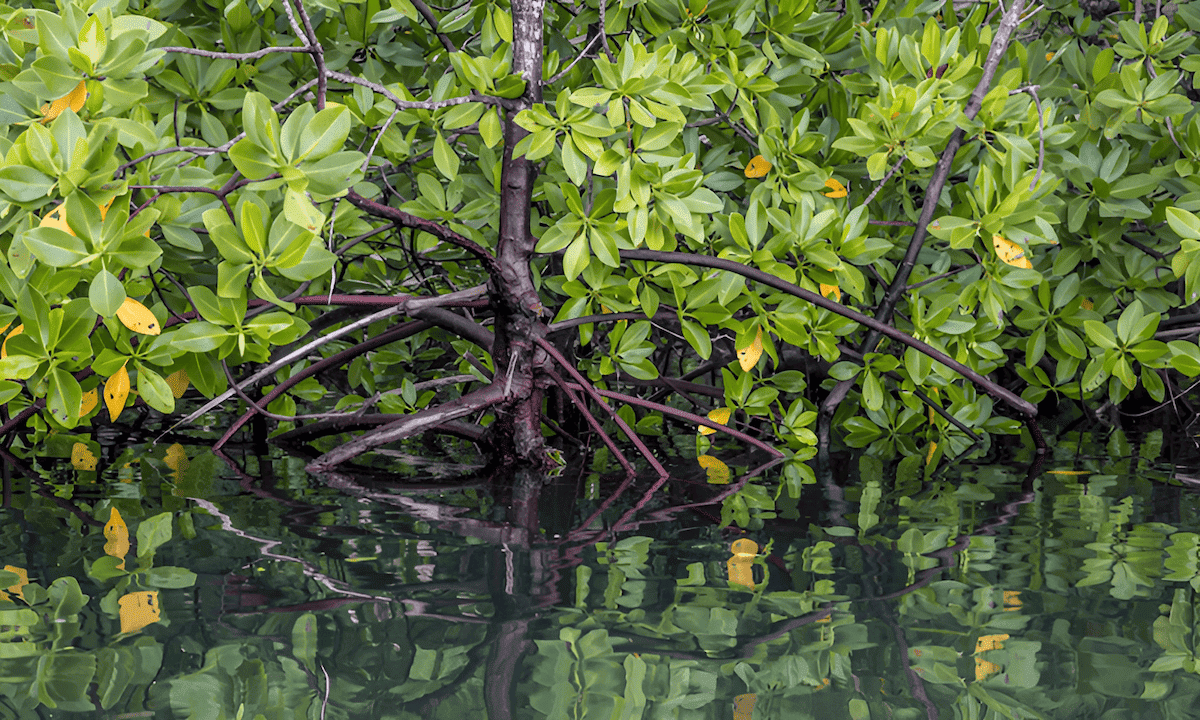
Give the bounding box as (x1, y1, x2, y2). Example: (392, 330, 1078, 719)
(345, 190, 499, 273)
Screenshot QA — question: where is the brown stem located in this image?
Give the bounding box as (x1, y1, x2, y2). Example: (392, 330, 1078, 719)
(345, 190, 498, 274)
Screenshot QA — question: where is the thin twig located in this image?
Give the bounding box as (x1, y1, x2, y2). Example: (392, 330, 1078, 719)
(861, 154, 907, 206)
(411, 0, 459, 52)
(159, 45, 309, 60)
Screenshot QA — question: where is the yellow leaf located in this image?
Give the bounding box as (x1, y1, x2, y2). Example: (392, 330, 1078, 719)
(733, 693, 756, 720)
(116, 297, 160, 335)
(1080, 298, 1094, 311)
(736, 326, 763, 372)
(974, 633, 1008, 681)
(105, 363, 130, 422)
(118, 591, 160, 634)
(727, 538, 757, 587)
(1, 324, 22, 359)
(71, 442, 97, 471)
(698, 407, 731, 435)
(697, 454, 730, 483)
(975, 633, 1009, 652)
(1047, 469, 1089, 475)
(39, 80, 86, 124)
(39, 203, 70, 234)
(1003, 589, 1022, 611)
(79, 388, 98, 417)
(166, 369, 190, 399)
(822, 178, 847, 198)
(744, 154, 771, 178)
(926, 440, 937, 465)
(1045, 52, 1054, 61)
(992, 234, 1032, 269)
(0, 565, 29, 602)
(164, 443, 189, 475)
(819, 283, 841, 301)
(104, 507, 129, 568)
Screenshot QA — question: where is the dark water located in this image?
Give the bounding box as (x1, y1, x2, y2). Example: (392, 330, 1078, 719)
(3, 426, 1200, 719)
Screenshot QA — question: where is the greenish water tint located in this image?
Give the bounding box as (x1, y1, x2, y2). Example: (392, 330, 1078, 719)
(2, 428, 1200, 718)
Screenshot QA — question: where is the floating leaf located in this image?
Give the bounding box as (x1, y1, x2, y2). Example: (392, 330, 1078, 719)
(166, 369, 190, 399)
(104, 507, 129, 569)
(822, 178, 847, 198)
(71, 442, 97, 471)
(992, 234, 1032, 269)
(0, 566, 29, 602)
(0, 324, 22, 359)
(118, 591, 160, 634)
(164, 443, 189, 476)
(737, 326, 763, 372)
(79, 388, 98, 416)
(733, 693, 756, 720)
(40, 80, 86, 124)
(974, 633, 1009, 681)
(116, 297, 160, 335)
(727, 538, 757, 588)
(820, 283, 841, 301)
(697, 454, 730, 483)
(105, 363, 130, 422)
(699, 406, 731, 435)
(744, 155, 771, 178)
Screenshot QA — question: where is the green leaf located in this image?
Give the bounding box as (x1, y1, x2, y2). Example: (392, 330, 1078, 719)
(89, 269, 126, 317)
(0, 166, 55, 202)
(296, 105, 351, 162)
(241, 91, 281, 158)
(22, 228, 88, 267)
(135, 364, 175, 414)
(135, 512, 173, 561)
(433, 132, 460, 179)
(229, 138, 281, 180)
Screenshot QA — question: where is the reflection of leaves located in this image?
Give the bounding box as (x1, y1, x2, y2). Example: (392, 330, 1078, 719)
(118, 591, 159, 634)
(103, 508, 129, 570)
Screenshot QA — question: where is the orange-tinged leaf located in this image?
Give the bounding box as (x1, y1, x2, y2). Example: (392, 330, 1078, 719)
(79, 388, 98, 417)
(164, 443, 189, 475)
(822, 178, 847, 198)
(1045, 52, 1055, 61)
(736, 326, 763, 371)
(698, 407, 731, 435)
(1080, 298, 1094, 311)
(819, 283, 841, 301)
(116, 297, 160, 335)
(727, 538, 757, 587)
(71, 442, 97, 471)
(992, 234, 1032, 269)
(733, 693, 756, 720)
(166, 369, 190, 399)
(105, 363, 130, 422)
(1, 324, 22, 359)
(118, 591, 160, 634)
(40, 80, 86, 124)
(697, 454, 730, 483)
(104, 507, 129, 568)
(744, 155, 771, 178)
(0, 565, 29, 602)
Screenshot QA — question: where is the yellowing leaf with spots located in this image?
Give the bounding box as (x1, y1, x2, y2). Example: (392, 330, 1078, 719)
(40, 80, 86, 124)
(697, 454, 730, 483)
(166, 369, 190, 399)
(974, 633, 1009, 681)
(40, 204, 70, 234)
(0, 565, 29, 602)
(105, 363, 130, 422)
(992, 234, 1032, 269)
(1080, 298, 1094, 311)
(819, 283, 841, 301)
(744, 155, 771, 178)
(104, 507, 129, 569)
(822, 178, 847, 198)
(737, 326, 763, 371)
(71, 442, 97, 471)
(79, 388, 98, 417)
(727, 538, 757, 588)
(698, 407, 731, 435)
(116, 297, 160, 335)
(733, 694, 756, 720)
(1, 324, 22, 359)
(118, 591, 160, 634)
